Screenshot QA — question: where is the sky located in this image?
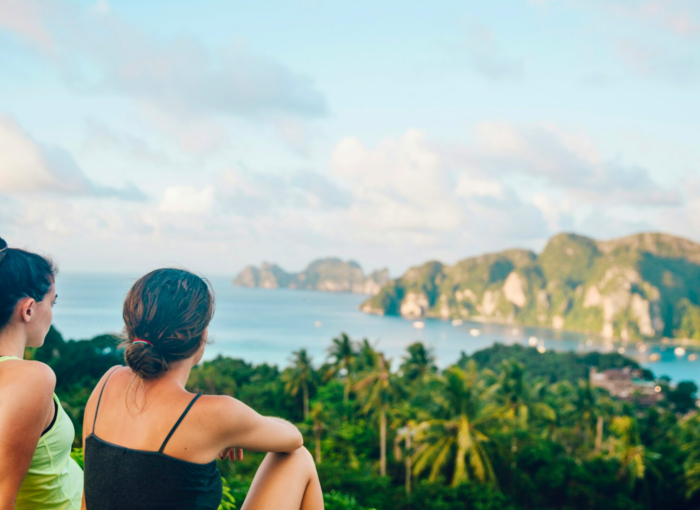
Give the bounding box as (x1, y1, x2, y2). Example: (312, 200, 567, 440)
(0, 0, 699, 277)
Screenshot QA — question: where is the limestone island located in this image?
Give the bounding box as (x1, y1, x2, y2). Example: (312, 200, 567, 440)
(360, 232, 700, 342)
(234, 258, 389, 295)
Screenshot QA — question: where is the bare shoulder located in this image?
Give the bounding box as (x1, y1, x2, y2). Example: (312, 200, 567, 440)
(0, 360, 55, 417)
(0, 359, 55, 394)
(87, 365, 125, 399)
(194, 395, 254, 429)
(195, 394, 244, 415)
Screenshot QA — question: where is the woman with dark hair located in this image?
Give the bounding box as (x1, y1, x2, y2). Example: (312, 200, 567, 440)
(0, 237, 83, 510)
(82, 268, 324, 510)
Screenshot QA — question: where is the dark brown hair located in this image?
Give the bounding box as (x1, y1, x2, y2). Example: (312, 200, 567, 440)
(0, 237, 57, 331)
(122, 268, 215, 380)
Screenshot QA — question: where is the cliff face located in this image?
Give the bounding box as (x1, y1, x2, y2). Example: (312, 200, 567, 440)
(360, 233, 700, 341)
(233, 258, 389, 295)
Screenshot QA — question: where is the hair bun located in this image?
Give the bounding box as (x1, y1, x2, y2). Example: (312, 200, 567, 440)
(124, 341, 169, 380)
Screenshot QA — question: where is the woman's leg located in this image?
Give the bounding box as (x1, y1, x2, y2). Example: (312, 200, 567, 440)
(241, 447, 324, 510)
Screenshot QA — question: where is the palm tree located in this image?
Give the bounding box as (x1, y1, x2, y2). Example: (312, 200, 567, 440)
(353, 352, 397, 476)
(355, 338, 379, 373)
(681, 415, 700, 500)
(310, 402, 326, 465)
(282, 349, 317, 421)
(495, 359, 555, 430)
(572, 379, 601, 448)
(609, 416, 660, 489)
(400, 341, 437, 382)
(392, 402, 430, 496)
(413, 362, 498, 487)
(394, 424, 416, 495)
(326, 333, 357, 403)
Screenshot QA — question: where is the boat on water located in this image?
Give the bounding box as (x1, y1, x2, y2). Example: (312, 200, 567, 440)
(413, 321, 425, 330)
(451, 319, 463, 326)
(528, 336, 538, 347)
(469, 328, 481, 337)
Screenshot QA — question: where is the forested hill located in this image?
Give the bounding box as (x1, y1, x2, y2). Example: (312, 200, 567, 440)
(361, 232, 700, 341)
(234, 258, 389, 295)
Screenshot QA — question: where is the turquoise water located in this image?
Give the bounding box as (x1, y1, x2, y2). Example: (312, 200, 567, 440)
(52, 274, 700, 384)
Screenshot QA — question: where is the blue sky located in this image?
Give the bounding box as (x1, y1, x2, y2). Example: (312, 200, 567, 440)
(1, 0, 699, 276)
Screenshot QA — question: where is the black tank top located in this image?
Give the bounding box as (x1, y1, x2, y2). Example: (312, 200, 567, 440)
(84, 368, 223, 510)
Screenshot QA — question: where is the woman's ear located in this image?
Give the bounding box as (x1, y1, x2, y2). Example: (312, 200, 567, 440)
(18, 298, 35, 323)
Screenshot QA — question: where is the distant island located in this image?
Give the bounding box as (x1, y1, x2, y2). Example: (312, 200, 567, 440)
(233, 258, 390, 295)
(361, 232, 700, 341)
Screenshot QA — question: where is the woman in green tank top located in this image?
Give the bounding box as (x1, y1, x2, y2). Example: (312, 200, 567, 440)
(0, 237, 83, 510)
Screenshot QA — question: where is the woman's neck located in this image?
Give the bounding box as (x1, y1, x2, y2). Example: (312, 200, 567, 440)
(0, 325, 27, 358)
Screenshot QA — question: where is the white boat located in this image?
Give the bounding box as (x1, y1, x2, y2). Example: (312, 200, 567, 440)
(649, 353, 661, 362)
(528, 336, 538, 347)
(537, 345, 546, 354)
(451, 319, 463, 326)
(674, 347, 686, 357)
(689, 354, 698, 362)
(314, 321, 322, 328)
(469, 328, 481, 337)
(618, 347, 626, 354)
(413, 321, 425, 330)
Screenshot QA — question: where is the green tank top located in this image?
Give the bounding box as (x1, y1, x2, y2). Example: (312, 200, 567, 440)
(0, 356, 83, 510)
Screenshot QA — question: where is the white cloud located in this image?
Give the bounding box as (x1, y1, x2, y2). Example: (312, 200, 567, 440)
(471, 121, 681, 206)
(455, 175, 504, 200)
(0, 0, 327, 152)
(0, 116, 144, 200)
(1, 122, 694, 275)
(159, 186, 216, 215)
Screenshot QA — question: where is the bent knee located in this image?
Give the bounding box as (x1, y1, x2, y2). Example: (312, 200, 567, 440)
(268, 447, 317, 474)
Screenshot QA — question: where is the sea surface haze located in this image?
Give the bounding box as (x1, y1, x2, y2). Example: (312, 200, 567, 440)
(52, 273, 700, 384)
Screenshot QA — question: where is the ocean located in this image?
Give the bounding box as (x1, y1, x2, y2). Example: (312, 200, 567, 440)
(52, 273, 700, 384)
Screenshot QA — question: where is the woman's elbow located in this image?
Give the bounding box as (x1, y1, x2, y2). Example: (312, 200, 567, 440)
(289, 430, 304, 452)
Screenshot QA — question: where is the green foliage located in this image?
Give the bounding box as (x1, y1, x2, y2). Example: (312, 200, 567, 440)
(30, 326, 123, 443)
(218, 477, 237, 510)
(674, 299, 700, 340)
(461, 343, 650, 383)
(539, 233, 600, 285)
(324, 491, 376, 510)
(406, 481, 517, 510)
(70, 447, 84, 469)
(44, 327, 699, 510)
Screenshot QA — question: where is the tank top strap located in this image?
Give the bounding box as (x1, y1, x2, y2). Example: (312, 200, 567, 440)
(92, 367, 121, 434)
(159, 393, 202, 454)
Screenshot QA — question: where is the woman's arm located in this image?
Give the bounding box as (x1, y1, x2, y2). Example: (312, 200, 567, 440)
(0, 362, 56, 510)
(209, 396, 303, 454)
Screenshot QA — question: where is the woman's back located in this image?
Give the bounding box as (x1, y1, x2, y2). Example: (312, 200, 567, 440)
(82, 267, 323, 510)
(83, 367, 222, 510)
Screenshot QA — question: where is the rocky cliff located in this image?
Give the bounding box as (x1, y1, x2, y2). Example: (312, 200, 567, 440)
(360, 233, 700, 341)
(234, 258, 390, 295)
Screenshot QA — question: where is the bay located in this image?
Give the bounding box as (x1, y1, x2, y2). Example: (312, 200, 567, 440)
(51, 273, 700, 384)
